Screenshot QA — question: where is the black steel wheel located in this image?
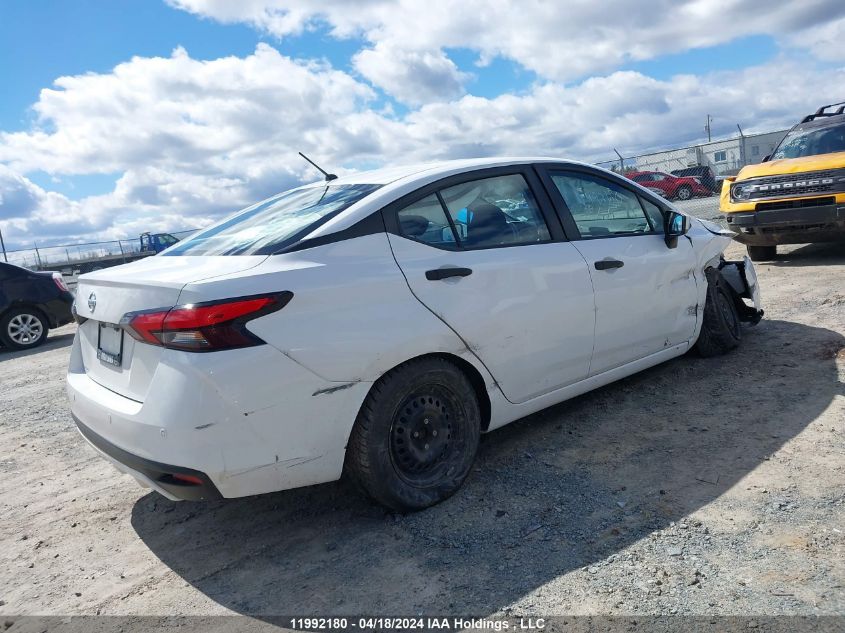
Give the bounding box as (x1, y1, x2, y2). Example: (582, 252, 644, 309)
(345, 357, 481, 511)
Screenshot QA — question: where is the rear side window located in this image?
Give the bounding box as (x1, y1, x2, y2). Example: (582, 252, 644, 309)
(397, 195, 458, 247)
(165, 184, 381, 256)
(551, 172, 651, 237)
(439, 174, 550, 248)
(395, 173, 551, 250)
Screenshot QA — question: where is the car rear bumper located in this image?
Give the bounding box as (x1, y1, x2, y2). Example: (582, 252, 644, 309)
(74, 413, 222, 501)
(723, 201, 845, 245)
(66, 332, 373, 500)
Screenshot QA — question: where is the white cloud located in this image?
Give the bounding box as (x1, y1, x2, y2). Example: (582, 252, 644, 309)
(0, 44, 374, 175)
(785, 15, 845, 63)
(167, 0, 845, 92)
(353, 43, 469, 105)
(1, 41, 843, 250)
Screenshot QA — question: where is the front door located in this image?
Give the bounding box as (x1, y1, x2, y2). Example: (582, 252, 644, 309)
(541, 168, 699, 375)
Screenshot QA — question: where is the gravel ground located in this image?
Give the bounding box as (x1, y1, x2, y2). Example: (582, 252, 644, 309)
(0, 228, 843, 619)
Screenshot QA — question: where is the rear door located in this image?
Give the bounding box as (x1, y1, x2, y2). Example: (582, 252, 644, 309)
(538, 166, 699, 375)
(384, 167, 596, 404)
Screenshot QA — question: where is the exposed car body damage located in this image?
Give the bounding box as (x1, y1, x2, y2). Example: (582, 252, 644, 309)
(67, 157, 764, 507)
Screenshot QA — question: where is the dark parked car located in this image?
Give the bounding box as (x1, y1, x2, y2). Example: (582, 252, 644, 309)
(671, 165, 717, 192)
(0, 262, 74, 350)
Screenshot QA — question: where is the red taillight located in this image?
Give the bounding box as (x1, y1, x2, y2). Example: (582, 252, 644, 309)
(170, 473, 204, 486)
(53, 273, 70, 292)
(121, 292, 292, 352)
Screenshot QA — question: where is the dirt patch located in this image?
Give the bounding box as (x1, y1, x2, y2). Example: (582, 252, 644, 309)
(0, 239, 843, 618)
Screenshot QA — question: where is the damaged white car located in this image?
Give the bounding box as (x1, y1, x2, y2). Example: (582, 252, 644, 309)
(67, 158, 762, 511)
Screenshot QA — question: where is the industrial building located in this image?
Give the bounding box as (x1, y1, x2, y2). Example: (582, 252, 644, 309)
(599, 129, 788, 178)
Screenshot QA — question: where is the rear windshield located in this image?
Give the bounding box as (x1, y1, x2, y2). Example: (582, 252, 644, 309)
(164, 184, 381, 256)
(771, 121, 845, 160)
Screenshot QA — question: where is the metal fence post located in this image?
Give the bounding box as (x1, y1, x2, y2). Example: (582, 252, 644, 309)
(34, 244, 42, 269)
(118, 240, 126, 262)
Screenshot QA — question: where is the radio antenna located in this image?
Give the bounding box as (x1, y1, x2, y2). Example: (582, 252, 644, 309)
(298, 152, 337, 182)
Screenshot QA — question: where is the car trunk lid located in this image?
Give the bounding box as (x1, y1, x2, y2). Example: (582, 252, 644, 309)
(75, 255, 266, 401)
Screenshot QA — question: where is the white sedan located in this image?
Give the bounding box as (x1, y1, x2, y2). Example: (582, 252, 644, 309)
(67, 158, 762, 511)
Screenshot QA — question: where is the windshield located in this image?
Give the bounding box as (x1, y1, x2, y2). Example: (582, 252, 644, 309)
(771, 121, 845, 159)
(164, 184, 381, 256)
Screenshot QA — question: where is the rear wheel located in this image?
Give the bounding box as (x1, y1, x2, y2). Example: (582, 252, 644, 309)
(0, 308, 48, 350)
(675, 185, 693, 201)
(747, 245, 776, 261)
(695, 269, 741, 357)
(345, 357, 481, 511)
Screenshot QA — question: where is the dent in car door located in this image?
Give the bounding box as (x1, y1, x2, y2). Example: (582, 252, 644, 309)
(541, 168, 699, 375)
(385, 169, 596, 404)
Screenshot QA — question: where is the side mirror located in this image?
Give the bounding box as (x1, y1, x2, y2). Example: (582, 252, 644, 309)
(664, 210, 687, 249)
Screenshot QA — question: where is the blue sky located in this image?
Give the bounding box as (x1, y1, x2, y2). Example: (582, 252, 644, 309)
(1, 0, 844, 249)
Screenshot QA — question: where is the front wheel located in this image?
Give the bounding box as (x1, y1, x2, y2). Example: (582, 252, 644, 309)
(695, 269, 741, 357)
(345, 357, 481, 511)
(0, 308, 48, 350)
(747, 245, 776, 261)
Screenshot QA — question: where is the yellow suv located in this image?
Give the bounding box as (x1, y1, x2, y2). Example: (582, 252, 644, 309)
(720, 102, 845, 260)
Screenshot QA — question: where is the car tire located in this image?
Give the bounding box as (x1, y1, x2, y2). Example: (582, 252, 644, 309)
(695, 268, 741, 358)
(747, 245, 776, 261)
(345, 357, 481, 512)
(675, 185, 693, 201)
(0, 308, 48, 350)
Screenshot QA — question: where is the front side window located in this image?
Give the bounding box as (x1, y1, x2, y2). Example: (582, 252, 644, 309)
(640, 197, 665, 234)
(771, 122, 845, 159)
(550, 172, 651, 237)
(438, 174, 551, 248)
(165, 184, 381, 256)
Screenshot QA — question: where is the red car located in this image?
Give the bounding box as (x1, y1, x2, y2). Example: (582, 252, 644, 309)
(625, 170, 712, 201)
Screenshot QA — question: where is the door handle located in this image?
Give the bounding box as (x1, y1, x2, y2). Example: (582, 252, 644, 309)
(594, 259, 624, 270)
(425, 267, 473, 281)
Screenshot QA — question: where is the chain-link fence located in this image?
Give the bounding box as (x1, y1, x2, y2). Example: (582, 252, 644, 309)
(2, 229, 197, 271)
(596, 128, 787, 179)
(1, 127, 792, 273)
(594, 127, 789, 228)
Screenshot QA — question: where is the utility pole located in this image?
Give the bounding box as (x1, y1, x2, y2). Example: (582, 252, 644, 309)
(0, 226, 6, 262)
(705, 114, 713, 142)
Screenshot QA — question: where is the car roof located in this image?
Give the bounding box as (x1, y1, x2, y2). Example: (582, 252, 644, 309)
(305, 157, 584, 187)
(793, 113, 845, 131)
(300, 157, 601, 239)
